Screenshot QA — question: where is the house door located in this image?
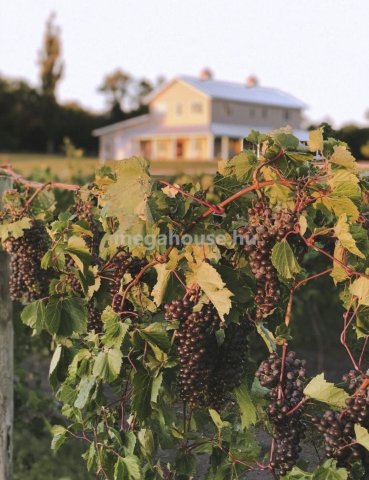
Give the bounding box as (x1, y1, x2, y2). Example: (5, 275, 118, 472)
(176, 139, 185, 159)
(140, 140, 152, 160)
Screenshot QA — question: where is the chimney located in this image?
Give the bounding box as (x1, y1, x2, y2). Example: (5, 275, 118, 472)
(246, 75, 259, 87)
(199, 68, 213, 81)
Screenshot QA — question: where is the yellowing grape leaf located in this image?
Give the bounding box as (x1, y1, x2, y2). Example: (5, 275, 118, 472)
(334, 214, 364, 258)
(161, 183, 180, 198)
(355, 424, 369, 450)
(304, 373, 348, 408)
(331, 243, 349, 284)
(328, 170, 360, 201)
(0, 216, 32, 241)
(308, 127, 324, 152)
(350, 277, 369, 306)
(298, 215, 308, 236)
(152, 263, 171, 306)
(104, 157, 152, 237)
(330, 145, 356, 170)
(320, 195, 359, 221)
(224, 150, 258, 182)
(187, 262, 233, 321)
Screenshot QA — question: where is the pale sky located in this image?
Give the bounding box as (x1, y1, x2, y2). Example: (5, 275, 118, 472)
(1, 0, 369, 127)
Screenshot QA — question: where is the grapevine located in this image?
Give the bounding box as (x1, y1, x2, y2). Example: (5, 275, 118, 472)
(2, 129, 369, 479)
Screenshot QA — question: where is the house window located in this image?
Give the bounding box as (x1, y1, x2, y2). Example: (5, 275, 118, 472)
(191, 102, 203, 114)
(223, 103, 232, 115)
(176, 103, 183, 115)
(284, 110, 290, 121)
(262, 108, 268, 118)
(155, 102, 167, 114)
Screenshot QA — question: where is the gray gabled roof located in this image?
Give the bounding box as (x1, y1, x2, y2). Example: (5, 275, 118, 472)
(180, 75, 306, 109)
(145, 75, 306, 110)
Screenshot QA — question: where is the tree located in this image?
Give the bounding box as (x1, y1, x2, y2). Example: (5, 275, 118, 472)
(134, 78, 153, 108)
(98, 69, 132, 120)
(38, 13, 64, 99)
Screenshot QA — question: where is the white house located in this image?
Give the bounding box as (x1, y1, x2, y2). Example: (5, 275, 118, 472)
(93, 72, 307, 161)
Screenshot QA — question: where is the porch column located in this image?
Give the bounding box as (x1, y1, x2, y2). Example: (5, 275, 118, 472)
(207, 135, 214, 160)
(172, 138, 177, 160)
(152, 138, 158, 160)
(221, 136, 229, 159)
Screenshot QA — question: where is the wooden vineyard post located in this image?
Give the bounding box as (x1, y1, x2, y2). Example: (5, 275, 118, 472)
(0, 175, 13, 480)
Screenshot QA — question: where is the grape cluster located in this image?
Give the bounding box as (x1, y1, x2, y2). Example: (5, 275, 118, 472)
(4, 220, 50, 302)
(87, 301, 102, 333)
(312, 389, 369, 469)
(165, 296, 250, 408)
(342, 370, 362, 392)
(166, 298, 221, 406)
(210, 321, 251, 409)
(73, 197, 101, 259)
(238, 202, 295, 320)
(106, 247, 147, 315)
(256, 351, 307, 476)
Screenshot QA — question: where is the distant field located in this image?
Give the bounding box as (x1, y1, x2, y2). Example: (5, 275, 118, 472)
(0, 153, 219, 180)
(0, 153, 101, 180)
(1, 153, 368, 182)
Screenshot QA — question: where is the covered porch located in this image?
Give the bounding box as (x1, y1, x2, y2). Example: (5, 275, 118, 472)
(134, 134, 243, 161)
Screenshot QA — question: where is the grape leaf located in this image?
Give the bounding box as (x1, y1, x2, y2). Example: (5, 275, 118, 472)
(271, 239, 301, 279)
(355, 424, 369, 450)
(256, 323, 276, 352)
(234, 382, 257, 429)
(188, 262, 233, 321)
(245, 129, 268, 145)
(21, 299, 46, 333)
(304, 373, 348, 408)
(308, 128, 324, 152)
(152, 263, 171, 306)
(139, 322, 171, 353)
(350, 277, 369, 306)
(313, 459, 348, 479)
(50, 425, 68, 453)
(330, 145, 356, 170)
(286, 152, 314, 163)
(93, 348, 122, 382)
(74, 376, 96, 409)
(224, 150, 258, 182)
(273, 132, 299, 150)
(319, 195, 359, 221)
(331, 243, 349, 284)
(334, 214, 364, 258)
(209, 409, 231, 430)
(262, 166, 294, 208)
(328, 170, 360, 201)
(298, 215, 308, 235)
(101, 307, 130, 348)
(104, 157, 152, 237)
(114, 455, 141, 480)
(0, 216, 32, 241)
(281, 466, 312, 478)
(132, 368, 153, 421)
